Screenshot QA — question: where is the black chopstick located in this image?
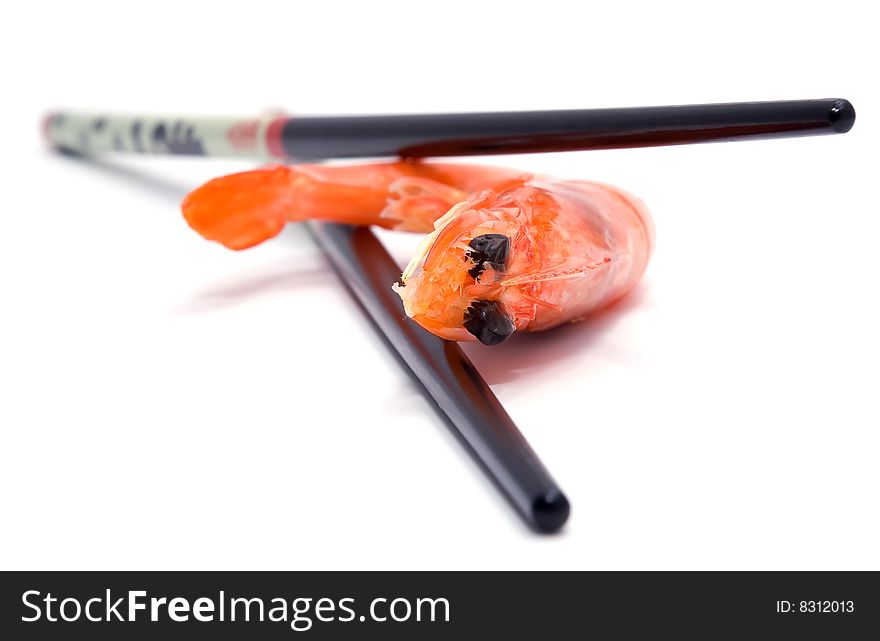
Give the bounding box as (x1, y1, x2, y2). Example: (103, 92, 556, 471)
(307, 221, 570, 533)
(45, 98, 854, 161)
(279, 98, 855, 159)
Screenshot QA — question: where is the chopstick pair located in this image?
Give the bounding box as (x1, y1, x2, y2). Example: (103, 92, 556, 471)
(48, 99, 855, 532)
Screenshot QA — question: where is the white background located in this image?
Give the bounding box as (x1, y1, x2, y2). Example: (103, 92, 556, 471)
(2, 0, 877, 570)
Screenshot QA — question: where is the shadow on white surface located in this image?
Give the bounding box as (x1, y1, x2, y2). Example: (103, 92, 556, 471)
(462, 285, 650, 385)
(53, 149, 191, 202)
(176, 260, 334, 313)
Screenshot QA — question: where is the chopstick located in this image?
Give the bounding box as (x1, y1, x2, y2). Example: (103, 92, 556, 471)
(44, 98, 854, 161)
(307, 221, 570, 533)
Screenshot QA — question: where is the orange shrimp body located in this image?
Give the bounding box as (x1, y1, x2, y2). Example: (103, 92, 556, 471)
(181, 162, 654, 344)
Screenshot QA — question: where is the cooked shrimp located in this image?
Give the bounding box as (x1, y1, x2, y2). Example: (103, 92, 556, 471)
(181, 161, 654, 344)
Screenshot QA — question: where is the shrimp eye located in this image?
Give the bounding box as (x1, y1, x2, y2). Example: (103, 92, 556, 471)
(469, 234, 509, 264)
(467, 234, 510, 279)
(463, 300, 515, 345)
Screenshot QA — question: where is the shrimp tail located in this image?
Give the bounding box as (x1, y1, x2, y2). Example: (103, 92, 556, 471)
(181, 165, 295, 250)
(181, 161, 526, 251)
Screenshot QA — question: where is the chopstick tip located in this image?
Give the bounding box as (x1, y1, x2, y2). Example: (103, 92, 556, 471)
(829, 99, 855, 133)
(532, 490, 570, 533)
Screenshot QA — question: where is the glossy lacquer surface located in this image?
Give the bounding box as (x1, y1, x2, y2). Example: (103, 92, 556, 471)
(284, 99, 854, 160)
(308, 222, 570, 533)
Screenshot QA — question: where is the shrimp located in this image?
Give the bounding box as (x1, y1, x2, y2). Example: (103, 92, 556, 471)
(181, 161, 654, 344)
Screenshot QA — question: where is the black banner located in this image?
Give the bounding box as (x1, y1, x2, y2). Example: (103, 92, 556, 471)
(1, 571, 877, 639)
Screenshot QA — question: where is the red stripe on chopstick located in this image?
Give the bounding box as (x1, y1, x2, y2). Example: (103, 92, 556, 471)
(265, 116, 289, 160)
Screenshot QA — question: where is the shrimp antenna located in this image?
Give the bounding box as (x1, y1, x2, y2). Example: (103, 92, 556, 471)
(44, 98, 854, 161)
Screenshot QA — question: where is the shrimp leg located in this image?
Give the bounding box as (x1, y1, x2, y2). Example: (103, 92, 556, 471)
(182, 161, 521, 250)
